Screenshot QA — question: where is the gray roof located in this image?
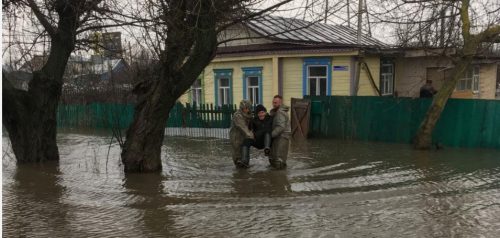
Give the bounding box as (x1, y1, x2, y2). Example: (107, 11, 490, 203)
(245, 15, 387, 48)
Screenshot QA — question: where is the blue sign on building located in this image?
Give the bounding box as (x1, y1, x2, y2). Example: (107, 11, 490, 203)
(333, 66, 349, 71)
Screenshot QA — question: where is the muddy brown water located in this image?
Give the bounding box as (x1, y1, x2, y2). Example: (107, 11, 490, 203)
(3, 131, 500, 237)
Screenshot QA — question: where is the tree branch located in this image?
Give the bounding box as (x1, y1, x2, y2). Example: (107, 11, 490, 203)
(217, 0, 293, 33)
(26, 0, 57, 38)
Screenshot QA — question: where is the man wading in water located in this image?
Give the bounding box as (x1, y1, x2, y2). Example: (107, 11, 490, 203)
(229, 100, 254, 168)
(268, 95, 290, 169)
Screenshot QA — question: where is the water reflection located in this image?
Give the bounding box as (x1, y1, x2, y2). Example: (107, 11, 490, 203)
(122, 173, 176, 237)
(3, 162, 70, 237)
(3, 135, 500, 237)
(231, 169, 291, 197)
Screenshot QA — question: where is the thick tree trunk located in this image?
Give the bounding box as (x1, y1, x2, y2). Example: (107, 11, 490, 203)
(3, 38, 73, 163)
(121, 0, 218, 173)
(121, 79, 176, 172)
(414, 60, 470, 149)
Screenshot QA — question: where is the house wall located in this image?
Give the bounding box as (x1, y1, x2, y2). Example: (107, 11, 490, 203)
(179, 52, 383, 107)
(178, 59, 275, 109)
(358, 56, 381, 96)
(282, 57, 303, 106)
(394, 56, 452, 97)
(394, 55, 499, 99)
(478, 64, 498, 99)
(331, 56, 351, 95)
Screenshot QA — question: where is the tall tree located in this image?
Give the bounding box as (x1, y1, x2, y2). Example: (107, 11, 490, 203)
(2, 0, 105, 162)
(370, 0, 499, 149)
(120, 0, 294, 172)
(414, 0, 500, 149)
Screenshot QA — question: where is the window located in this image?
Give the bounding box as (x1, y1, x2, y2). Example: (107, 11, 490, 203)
(214, 69, 232, 106)
(191, 78, 202, 105)
(308, 66, 328, 96)
(303, 58, 331, 96)
(247, 76, 260, 104)
(380, 62, 394, 96)
(242, 67, 263, 105)
(218, 77, 231, 105)
(456, 66, 480, 92)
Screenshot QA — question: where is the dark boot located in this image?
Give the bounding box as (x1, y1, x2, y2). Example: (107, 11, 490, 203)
(236, 146, 250, 168)
(264, 133, 271, 156)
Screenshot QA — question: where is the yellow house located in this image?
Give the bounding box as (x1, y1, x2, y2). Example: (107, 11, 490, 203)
(179, 15, 389, 110)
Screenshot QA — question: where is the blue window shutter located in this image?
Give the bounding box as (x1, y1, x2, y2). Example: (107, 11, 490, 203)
(258, 76, 263, 104)
(214, 73, 219, 106)
(229, 75, 233, 105)
(302, 62, 307, 96)
(242, 74, 247, 100)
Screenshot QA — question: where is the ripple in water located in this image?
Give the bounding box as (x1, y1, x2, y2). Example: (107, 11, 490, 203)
(3, 134, 500, 237)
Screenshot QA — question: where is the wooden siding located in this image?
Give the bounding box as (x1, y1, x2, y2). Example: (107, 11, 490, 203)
(282, 57, 303, 106)
(331, 56, 351, 95)
(478, 64, 498, 99)
(358, 56, 381, 96)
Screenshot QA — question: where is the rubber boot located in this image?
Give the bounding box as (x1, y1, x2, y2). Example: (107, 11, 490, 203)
(236, 146, 250, 168)
(264, 133, 271, 156)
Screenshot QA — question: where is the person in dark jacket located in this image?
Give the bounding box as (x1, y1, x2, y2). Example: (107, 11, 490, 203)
(250, 104, 273, 156)
(420, 80, 437, 98)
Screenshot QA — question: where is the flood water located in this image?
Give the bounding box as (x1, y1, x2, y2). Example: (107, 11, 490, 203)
(3, 131, 500, 237)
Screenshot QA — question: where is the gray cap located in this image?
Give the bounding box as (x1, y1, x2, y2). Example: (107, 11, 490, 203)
(239, 99, 252, 110)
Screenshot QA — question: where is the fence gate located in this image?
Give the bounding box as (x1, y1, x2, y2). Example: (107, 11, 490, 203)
(290, 98, 311, 140)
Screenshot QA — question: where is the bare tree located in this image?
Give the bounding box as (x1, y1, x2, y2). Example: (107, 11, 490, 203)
(119, 0, 304, 173)
(2, 0, 110, 162)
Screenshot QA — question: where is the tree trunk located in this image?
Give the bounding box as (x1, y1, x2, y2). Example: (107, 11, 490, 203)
(121, 78, 176, 173)
(414, 60, 470, 149)
(3, 41, 73, 162)
(121, 0, 218, 173)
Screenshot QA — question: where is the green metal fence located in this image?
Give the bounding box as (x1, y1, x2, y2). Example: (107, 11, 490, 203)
(307, 96, 500, 149)
(57, 103, 236, 130)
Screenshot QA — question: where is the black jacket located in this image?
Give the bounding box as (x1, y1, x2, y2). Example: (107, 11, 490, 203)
(250, 114, 273, 139)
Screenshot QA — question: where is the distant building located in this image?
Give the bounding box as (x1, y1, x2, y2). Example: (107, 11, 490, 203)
(392, 48, 500, 100)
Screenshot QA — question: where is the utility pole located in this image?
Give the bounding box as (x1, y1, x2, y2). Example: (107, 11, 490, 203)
(325, 0, 328, 24)
(357, 0, 363, 44)
(347, 0, 351, 27)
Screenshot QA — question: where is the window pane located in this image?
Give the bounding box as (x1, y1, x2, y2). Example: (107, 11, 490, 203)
(460, 80, 466, 90)
(220, 78, 229, 87)
(473, 76, 479, 91)
(466, 78, 472, 90)
(255, 88, 259, 104)
(309, 66, 327, 77)
(309, 78, 317, 96)
(319, 78, 327, 96)
(225, 88, 231, 104)
(248, 76, 259, 86)
(193, 78, 201, 88)
(219, 88, 224, 105)
(249, 88, 254, 104)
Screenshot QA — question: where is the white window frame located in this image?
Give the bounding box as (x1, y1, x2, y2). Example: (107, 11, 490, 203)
(307, 65, 328, 96)
(457, 66, 480, 92)
(191, 78, 202, 105)
(380, 63, 394, 96)
(246, 76, 260, 105)
(218, 77, 230, 106)
(472, 66, 480, 93)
